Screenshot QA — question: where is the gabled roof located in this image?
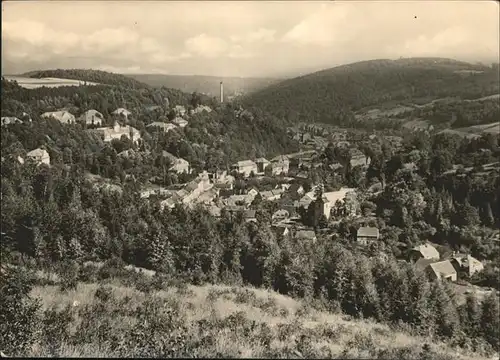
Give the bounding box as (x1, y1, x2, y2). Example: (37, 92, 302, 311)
(234, 160, 257, 167)
(255, 157, 270, 164)
(244, 210, 256, 219)
(112, 108, 131, 115)
(27, 148, 49, 158)
(271, 155, 290, 163)
(357, 226, 379, 238)
(412, 244, 440, 259)
(428, 260, 456, 277)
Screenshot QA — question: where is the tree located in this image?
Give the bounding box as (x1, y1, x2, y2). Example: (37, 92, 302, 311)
(480, 292, 500, 351)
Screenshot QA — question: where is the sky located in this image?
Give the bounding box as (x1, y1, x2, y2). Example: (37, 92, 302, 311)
(2, 1, 499, 78)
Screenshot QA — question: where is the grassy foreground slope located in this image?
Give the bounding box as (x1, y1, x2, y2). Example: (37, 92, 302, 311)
(242, 57, 500, 125)
(3, 262, 494, 359)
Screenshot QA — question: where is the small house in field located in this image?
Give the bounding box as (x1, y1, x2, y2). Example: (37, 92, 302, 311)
(409, 244, 440, 262)
(425, 260, 457, 282)
(356, 226, 380, 245)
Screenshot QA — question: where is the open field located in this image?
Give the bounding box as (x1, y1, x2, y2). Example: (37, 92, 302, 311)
(20, 263, 494, 359)
(3, 76, 101, 89)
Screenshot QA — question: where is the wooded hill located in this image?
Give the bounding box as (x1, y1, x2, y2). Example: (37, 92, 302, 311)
(242, 58, 500, 126)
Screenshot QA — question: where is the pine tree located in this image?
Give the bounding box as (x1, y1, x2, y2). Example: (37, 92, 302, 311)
(461, 293, 481, 338)
(480, 292, 500, 351)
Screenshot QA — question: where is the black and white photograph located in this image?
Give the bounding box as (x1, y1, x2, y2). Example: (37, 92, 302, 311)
(1, 0, 499, 358)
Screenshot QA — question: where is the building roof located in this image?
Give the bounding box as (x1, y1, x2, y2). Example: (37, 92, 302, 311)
(255, 157, 270, 164)
(428, 260, 457, 277)
(357, 226, 379, 238)
(79, 109, 103, 121)
(271, 155, 290, 163)
(42, 111, 75, 123)
(112, 108, 131, 116)
(147, 122, 177, 129)
(412, 244, 440, 259)
(172, 117, 188, 125)
(234, 160, 257, 168)
(323, 188, 356, 204)
(27, 148, 49, 158)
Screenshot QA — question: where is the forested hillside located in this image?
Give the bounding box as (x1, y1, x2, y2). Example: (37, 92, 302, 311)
(242, 58, 500, 126)
(23, 69, 151, 89)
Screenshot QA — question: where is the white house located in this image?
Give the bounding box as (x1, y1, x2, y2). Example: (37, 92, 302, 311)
(26, 148, 50, 166)
(172, 117, 189, 128)
(231, 160, 258, 177)
(1, 117, 22, 126)
(147, 122, 177, 133)
(93, 122, 141, 143)
(41, 111, 76, 124)
(79, 109, 104, 126)
(112, 108, 132, 120)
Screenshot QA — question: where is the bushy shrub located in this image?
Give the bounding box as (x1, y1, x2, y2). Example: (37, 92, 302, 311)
(58, 260, 79, 292)
(0, 265, 41, 356)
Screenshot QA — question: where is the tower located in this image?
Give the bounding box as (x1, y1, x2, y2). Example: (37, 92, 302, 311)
(220, 81, 224, 103)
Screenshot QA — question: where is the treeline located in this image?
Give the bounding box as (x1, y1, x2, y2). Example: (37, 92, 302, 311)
(22, 69, 150, 89)
(242, 58, 499, 126)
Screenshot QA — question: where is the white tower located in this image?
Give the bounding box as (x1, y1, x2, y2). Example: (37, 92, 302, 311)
(220, 81, 224, 103)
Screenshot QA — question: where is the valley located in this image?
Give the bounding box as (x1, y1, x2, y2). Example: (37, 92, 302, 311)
(1, 57, 499, 359)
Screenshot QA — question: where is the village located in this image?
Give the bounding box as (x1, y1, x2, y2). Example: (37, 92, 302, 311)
(3, 99, 498, 305)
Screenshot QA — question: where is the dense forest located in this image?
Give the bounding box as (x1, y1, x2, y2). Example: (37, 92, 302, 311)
(242, 58, 500, 126)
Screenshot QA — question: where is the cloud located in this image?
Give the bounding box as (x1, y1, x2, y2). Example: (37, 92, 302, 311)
(230, 28, 276, 43)
(2, 20, 190, 70)
(184, 34, 228, 58)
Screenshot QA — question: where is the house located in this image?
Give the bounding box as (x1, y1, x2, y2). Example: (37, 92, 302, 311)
(356, 227, 380, 245)
(172, 117, 188, 128)
(273, 225, 290, 238)
(79, 109, 103, 126)
(260, 189, 284, 201)
(349, 149, 370, 168)
(174, 105, 186, 117)
(269, 155, 290, 175)
(41, 111, 75, 124)
(191, 105, 212, 114)
(112, 108, 132, 120)
(1, 117, 22, 126)
(26, 148, 50, 166)
(244, 210, 257, 223)
(247, 188, 259, 198)
(181, 172, 213, 204)
(224, 194, 255, 207)
(162, 151, 190, 174)
(147, 122, 177, 133)
(231, 160, 258, 178)
(322, 188, 357, 219)
(295, 229, 317, 242)
(450, 254, 484, 277)
(425, 260, 457, 282)
(93, 122, 141, 143)
(409, 244, 440, 262)
(255, 158, 271, 173)
(272, 209, 289, 222)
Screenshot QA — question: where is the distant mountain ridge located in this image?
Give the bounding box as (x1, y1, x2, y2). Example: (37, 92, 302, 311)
(242, 57, 500, 126)
(126, 74, 281, 96)
(22, 69, 151, 89)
